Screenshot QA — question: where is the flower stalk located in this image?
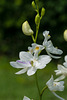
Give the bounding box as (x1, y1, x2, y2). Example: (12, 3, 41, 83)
(35, 72, 41, 100)
(10, 0, 65, 100)
(40, 86, 48, 99)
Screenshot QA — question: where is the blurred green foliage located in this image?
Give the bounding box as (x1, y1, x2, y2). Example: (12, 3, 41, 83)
(0, 0, 67, 57)
(0, 56, 67, 100)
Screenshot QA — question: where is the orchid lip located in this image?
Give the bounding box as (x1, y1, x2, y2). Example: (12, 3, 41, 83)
(17, 60, 31, 64)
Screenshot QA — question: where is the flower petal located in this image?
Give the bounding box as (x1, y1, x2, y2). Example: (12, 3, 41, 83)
(28, 46, 33, 54)
(46, 75, 64, 92)
(31, 43, 44, 57)
(27, 67, 37, 76)
(54, 75, 65, 82)
(36, 55, 51, 69)
(16, 60, 31, 67)
(65, 55, 67, 62)
(43, 30, 50, 41)
(63, 62, 67, 68)
(23, 96, 30, 100)
(19, 51, 33, 61)
(15, 68, 27, 74)
(53, 81, 64, 91)
(47, 51, 61, 59)
(10, 61, 24, 68)
(63, 55, 67, 67)
(46, 75, 54, 91)
(52, 92, 65, 100)
(46, 40, 63, 55)
(54, 65, 64, 75)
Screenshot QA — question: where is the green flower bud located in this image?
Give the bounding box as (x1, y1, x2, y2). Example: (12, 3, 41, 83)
(32, 1, 36, 9)
(64, 29, 67, 41)
(22, 21, 34, 36)
(35, 14, 40, 25)
(41, 7, 45, 17)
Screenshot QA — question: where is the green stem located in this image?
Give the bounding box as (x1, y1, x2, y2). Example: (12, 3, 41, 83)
(40, 86, 48, 100)
(31, 1, 42, 100)
(35, 72, 41, 100)
(31, 22, 40, 43)
(34, 22, 40, 43)
(31, 34, 35, 43)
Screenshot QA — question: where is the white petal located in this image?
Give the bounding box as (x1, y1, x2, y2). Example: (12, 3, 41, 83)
(32, 43, 44, 55)
(43, 31, 50, 40)
(19, 51, 33, 61)
(32, 43, 44, 50)
(53, 81, 64, 91)
(15, 68, 27, 74)
(65, 55, 67, 62)
(55, 70, 62, 75)
(55, 64, 67, 76)
(37, 55, 51, 69)
(27, 67, 37, 76)
(47, 51, 61, 59)
(56, 64, 67, 76)
(63, 62, 67, 68)
(31, 43, 36, 47)
(54, 65, 64, 75)
(23, 96, 30, 100)
(57, 64, 64, 70)
(59, 81, 64, 91)
(28, 46, 33, 54)
(46, 40, 63, 55)
(52, 92, 65, 100)
(46, 75, 64, 92)
(10, 61, 24, 68)
(46, 75, 54, 91)
(54, 75, 65, 81)
(16, 60, 31, 67)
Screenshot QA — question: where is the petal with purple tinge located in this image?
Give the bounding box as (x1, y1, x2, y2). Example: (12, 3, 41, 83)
(15, 68, 27, 74)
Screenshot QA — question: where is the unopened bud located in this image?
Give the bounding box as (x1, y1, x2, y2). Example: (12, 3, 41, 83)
(64, 29, 67, 41)
(35, 14, 40, 25)
(32, 1, 36, 9)
(22, 21, 34, 36)
(41, 7, 45, 17)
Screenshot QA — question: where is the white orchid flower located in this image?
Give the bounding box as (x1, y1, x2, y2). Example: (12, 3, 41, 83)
(43, 31, 63, 59)
(55, 55, 67, 81)
(23, 96, 33, 100)
(10, 51, 51, 76)
(28, 43, 44, 57)
(55, 64, 67, 76)
(46, 75, 65, 100)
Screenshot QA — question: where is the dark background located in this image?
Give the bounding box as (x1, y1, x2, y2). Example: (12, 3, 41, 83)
(0, 0, 67, 57)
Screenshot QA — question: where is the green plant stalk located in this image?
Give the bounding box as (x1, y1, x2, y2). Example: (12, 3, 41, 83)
(31, 34, 35, 43)
(31, 21, 40, 43)
(35, 72, 41, 100)
(32, 24, 41, 100)
(34, 23, 40, 43)
(31, 0, 47, 100)
(40, 86, 48, 100)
